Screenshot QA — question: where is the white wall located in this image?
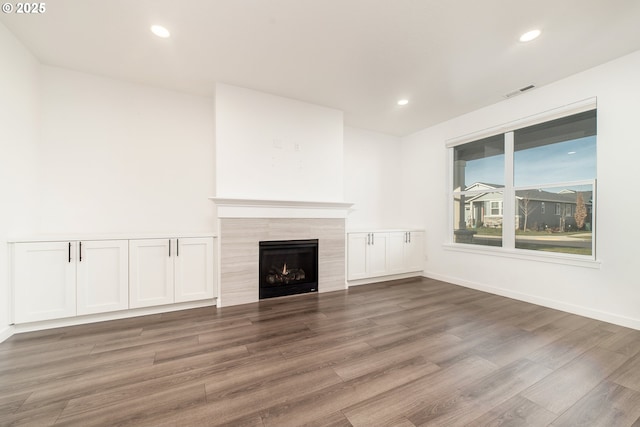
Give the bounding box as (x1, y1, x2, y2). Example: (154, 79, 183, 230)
(38, 66, 216, 234)
(215, 83, 344, 202)
(0, 23, 40, 337)
(402, 49, 640, 329)
(343, 126, 403, 229)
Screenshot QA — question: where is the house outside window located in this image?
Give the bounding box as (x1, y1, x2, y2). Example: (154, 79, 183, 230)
(490, 201, 501, 216)
(449, 104, 596, 258)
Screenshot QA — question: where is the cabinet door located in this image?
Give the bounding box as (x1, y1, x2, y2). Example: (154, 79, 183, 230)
(129, 239, 174, 308)
(76, 240, 129, 315)
(388, 232, 407, 275)
(13, 242, 76, 323)
(347, 233, 369, 280)
(404, 231, 425, 272)
(367, 232, 389, 278)
(174, 237, 215, 303)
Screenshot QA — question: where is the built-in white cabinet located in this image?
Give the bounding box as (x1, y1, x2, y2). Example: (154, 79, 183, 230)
(347, 230, 425, 281)
(12, 235, 215, 324)
(347, 232, 389, 280)
(388, 231, 425, 275)
(13, 240, 128, 323)
(346, 233, 368, 280)
(129, 237, 214, 308)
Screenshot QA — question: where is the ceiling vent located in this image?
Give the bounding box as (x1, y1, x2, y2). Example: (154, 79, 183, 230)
(504, 84, 536, 98)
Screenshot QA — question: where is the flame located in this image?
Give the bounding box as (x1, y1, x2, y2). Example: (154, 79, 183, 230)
(282, 263, 288, 275)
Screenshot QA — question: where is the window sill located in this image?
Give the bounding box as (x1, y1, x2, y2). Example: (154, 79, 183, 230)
(443, 243, 601, 269)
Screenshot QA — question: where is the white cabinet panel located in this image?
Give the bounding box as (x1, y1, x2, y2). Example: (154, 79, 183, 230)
(13, 242, 76, 323)
(129, 239, 174, 308)
(76, 240, 129, 315)
(388, 232, 407, 275)
(347, 233, 369, 280)
(174, 237, 215, 303)
(405, 231, 425, 272)
(368, 232, 389, 277)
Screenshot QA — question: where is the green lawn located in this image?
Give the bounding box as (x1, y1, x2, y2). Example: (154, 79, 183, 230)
(515, 243, 592, 256)
(470, 227, 592, 238)
(465, 227, 593, 256)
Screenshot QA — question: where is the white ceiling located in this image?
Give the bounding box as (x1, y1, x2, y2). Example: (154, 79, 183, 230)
(3, 0, 640, 136)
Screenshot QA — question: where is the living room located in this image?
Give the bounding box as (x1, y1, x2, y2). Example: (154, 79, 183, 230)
(2, 1, 640, 425)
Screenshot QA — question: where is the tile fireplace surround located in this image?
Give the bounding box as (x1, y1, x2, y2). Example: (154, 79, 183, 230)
(210, 198, 353, 307)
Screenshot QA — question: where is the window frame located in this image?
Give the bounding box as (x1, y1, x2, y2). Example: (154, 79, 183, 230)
(446, 98, 597, 264)
(489, 201, 502, 216)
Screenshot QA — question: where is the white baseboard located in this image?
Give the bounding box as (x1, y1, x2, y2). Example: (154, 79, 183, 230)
(0, 325, 14, 343)
(423, 271, 640, 331)
(12, 300, 216, 334)
(348, 271, 423, 287)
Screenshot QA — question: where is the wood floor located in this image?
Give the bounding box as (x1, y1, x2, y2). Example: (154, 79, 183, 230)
(2, 277, 640, 426)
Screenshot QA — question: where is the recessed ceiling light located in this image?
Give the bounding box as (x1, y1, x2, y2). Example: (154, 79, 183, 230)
(397, 99, 409, 106)
(568, 151, 577, 155)
(151, 25, 170, 38)
(519, 29, 541, 42)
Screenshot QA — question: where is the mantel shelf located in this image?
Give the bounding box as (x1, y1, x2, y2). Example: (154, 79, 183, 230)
(209, 197, 354, 219)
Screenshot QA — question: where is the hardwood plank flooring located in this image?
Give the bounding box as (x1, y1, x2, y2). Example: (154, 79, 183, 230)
(2, 277, 640, 426)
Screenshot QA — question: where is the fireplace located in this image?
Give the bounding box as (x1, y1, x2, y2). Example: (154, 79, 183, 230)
(259, 239, 318, 299)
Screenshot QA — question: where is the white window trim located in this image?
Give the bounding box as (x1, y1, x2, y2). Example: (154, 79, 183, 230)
(443, 243, 601, 269)
(445, 97, 596, 148)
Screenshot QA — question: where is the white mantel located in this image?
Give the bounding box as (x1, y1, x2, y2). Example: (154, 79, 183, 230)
(209, 197, 353, 219)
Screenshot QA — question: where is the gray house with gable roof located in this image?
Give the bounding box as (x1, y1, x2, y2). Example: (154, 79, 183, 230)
(464, 183, 592, 231)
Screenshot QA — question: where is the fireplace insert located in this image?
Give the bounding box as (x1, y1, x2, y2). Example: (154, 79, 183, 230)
(259, 239, 318, 299)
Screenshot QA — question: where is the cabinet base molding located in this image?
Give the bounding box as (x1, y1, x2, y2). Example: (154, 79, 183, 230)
(347, 271, 424, 287)
(0, 325, 14, 344)
(11, 299, 216, 335)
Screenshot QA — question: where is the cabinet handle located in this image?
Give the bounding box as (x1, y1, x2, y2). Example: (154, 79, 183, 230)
(176, 239, 179, 257)
(68, 242, 71, 263)
(405, 232, 408, 243)
(372, 233, 375, 245)
(169, 239, 171, 257)
(368, 233, 371, 245)
(409, 232, 411, 243)
(79, 241, 82, 262)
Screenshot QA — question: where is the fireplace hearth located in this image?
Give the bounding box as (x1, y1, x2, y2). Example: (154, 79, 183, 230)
(259, 239, 318, 299)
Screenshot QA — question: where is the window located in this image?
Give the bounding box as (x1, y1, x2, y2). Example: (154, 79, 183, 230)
(450, 107, 596, 257)
(453, 134, 504, 247)
(490, 201, 502, 216)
